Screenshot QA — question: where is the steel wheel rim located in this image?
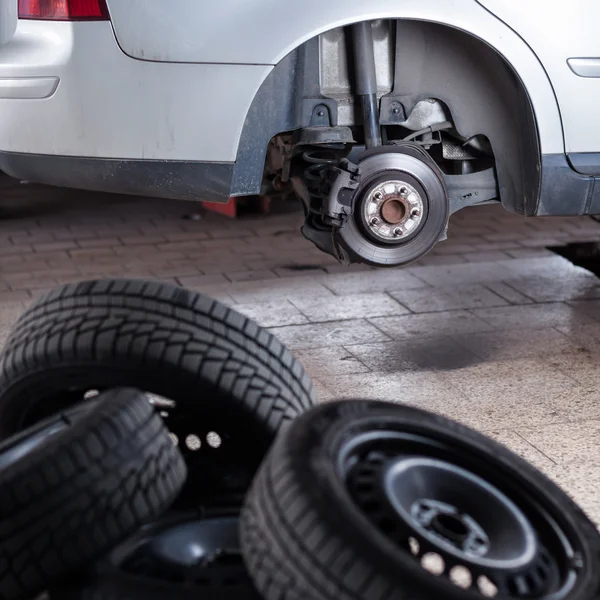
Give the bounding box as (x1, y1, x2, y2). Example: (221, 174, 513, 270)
(113, 513, 252, 589)
(340, 430, 581, 598)
(16, 383, 265, 506)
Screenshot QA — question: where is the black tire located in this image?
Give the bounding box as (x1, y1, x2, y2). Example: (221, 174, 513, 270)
(56, 505, 260, 600)
(240, 401, 600, 600)
(0, 278, 317, 505)
(0, 387, 187, 600)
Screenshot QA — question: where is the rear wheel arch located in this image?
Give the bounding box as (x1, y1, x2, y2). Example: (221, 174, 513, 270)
(231, 18, 561, 216)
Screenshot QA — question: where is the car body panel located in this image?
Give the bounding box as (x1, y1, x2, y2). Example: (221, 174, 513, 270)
(0, 21, 270, 161)
(477, 0, 600, 154)
(0, 1, 565, 165)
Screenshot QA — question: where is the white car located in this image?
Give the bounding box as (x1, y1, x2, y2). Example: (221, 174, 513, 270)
(0, 0, 599, 267)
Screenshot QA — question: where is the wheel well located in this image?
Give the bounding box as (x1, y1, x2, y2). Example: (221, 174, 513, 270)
(231, 19, 541, 216)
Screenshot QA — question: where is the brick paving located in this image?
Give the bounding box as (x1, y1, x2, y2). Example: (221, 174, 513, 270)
(1, 173, 600, 523)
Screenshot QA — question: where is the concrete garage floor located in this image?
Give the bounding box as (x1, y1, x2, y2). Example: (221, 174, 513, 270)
(1, 176, 600, 524)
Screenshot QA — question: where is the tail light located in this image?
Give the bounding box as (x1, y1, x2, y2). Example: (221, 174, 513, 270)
(18, 0, 109, 20)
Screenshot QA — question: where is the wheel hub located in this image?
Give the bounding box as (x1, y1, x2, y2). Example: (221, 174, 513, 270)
(383, 456, 537, 569)
(364, 180, 424, 242)
(412, 500, 490, 557)
(330, 143, 450, 267)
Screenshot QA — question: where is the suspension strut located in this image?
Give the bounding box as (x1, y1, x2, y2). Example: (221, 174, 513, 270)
(351, 21, 382, 149)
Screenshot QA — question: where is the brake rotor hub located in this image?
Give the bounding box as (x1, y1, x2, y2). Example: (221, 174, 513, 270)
(364, 180, 424, 241)
(327, 143, 450, 267)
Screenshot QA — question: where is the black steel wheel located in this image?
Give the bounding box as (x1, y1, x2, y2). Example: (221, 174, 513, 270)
(240, 401, 600, 600)
(0, 278, 317, 507)
(55, 504, 260, 600)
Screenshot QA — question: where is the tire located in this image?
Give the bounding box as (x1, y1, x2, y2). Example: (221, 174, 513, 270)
(240, 401, 600, 600)
(0, 387, 186, 600)
(0, 278, 317, 506)
(56, 505, 260, 600)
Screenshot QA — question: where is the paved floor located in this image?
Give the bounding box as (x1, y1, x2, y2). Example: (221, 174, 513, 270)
(1, 176, 600, 524)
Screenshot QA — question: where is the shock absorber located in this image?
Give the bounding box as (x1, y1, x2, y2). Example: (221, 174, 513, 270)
(351, 21, 382, 149)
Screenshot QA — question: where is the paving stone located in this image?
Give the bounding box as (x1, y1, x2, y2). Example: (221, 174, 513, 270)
(225, 270, 278, 282)
(437, 358, 600, 429)
(311, 379, 336, 402)
(290, 293, 409, 322)
(322, 270, 428, 295)
(483, 282, 534, 305)
(69, 247, 116, 259)
(8, 276, 58, 291)
(408, 262, 515, 287)
(370, 311, 494, 338)
(505, 247, 556, 259)
(0, 244, 33, 257)
(163, 231, 210, 242)
(33, 241, 78, 252)
(500, 255, 586, 279)
(470, 302, 596, 330)
(293, 346, 371, 377)
(268, 320, 391, 349)
(77, 237, 123, 248)
(485, 430, 558, 473)
(412, 254, 469, 266)
(274, 266, 329, 278)
(515, 421, 600, 467)
(461, 251, 512, 262)
(0, 290, 31, 303)
(452, 327, 586, 360)
(541, 463, 600, 525)
(389, 284, 507, 313)
(177, 274, 230, 287)
(226, 278, 336, 304)
(234, 300, 309, 328)
(320, 370, 466, 409)
(502, 273, 600, 303)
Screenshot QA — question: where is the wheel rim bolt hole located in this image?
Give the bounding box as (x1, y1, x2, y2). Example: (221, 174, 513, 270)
(449, 565, 472, 589)
(185, 434, 202, 451)
(478, 575, 498, 597)
(206, 431, 222, 448)
(421, 552, 445, 575)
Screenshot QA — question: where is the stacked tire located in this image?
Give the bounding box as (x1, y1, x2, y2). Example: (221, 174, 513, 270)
(0, 278, 597, 600)
(0, 279, 317, 600)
